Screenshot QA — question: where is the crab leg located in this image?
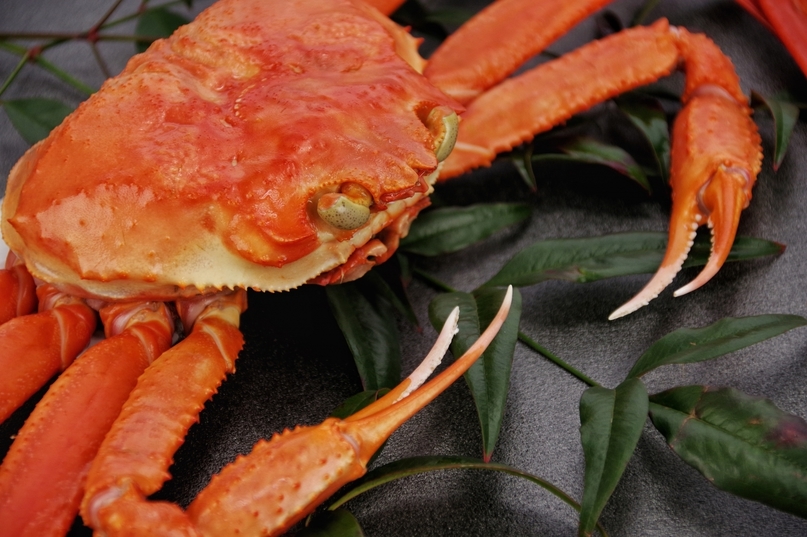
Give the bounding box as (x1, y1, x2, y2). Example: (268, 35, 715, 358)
(437, 20, 682, 178)
(0, 300, 173, 537)
(0, 285, 96, 423)
(609, 28, 761, 318)
(80, 290, 247, 536)
(427, 4, 760, 316)
(81, 287, 510, 537)
(0, 254, 36, 326)
(425, 0, 612, 104)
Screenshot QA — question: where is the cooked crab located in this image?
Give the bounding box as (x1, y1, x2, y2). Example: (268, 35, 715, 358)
(0, 0, 765, 535)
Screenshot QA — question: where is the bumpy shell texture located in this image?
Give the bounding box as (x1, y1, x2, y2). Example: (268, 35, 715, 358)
(2, 0, 460, 300)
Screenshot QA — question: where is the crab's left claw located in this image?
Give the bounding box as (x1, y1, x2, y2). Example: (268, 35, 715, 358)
(609, 30, 762, 320)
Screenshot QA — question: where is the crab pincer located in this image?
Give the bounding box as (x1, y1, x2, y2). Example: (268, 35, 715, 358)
(608, 29, 762, 319)
(81, 287, 512, 537)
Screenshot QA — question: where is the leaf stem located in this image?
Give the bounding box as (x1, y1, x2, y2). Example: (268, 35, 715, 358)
(412, 266, 457, 293)
(90, 41, 112, 79)
(0, 52, 28, 99)
(327, 455, 609, 537)
(519, 331, 599, 387)
(631, 0, 661, 26)
(412, 266, 600, 387)
(94, 0, 127, 30)
(0, 42, 95, 96)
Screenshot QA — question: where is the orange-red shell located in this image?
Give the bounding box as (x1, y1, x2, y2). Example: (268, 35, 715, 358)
(2, 0, 461, 300)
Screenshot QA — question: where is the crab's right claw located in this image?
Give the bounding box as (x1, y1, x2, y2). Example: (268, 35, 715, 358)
(609, 30, 762, 321)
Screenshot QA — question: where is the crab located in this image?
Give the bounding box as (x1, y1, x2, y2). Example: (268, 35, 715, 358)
(0, 0, 795, 534)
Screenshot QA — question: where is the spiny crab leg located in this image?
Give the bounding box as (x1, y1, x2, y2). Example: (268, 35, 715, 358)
(608, 29, 761, 319)
(420, 0, 760, 317)
(0, 284, 96, 423)
(0, 300, 173, 537)
(80, 289, 247, 536)
(0, 253, 36, 326)
(81, 287, 511, 537)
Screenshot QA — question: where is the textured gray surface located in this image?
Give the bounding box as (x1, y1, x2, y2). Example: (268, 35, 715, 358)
(1, 0, 807, 535)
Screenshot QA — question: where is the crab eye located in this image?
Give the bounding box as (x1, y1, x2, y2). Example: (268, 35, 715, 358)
(317, 183, 373, 230)
(425, 106, 459, 162)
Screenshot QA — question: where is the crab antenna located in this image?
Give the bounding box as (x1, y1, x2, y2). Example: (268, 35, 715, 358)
(344, 286, 513, 463)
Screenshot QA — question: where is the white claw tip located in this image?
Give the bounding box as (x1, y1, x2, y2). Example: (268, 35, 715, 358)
(398, 306, 460, 401)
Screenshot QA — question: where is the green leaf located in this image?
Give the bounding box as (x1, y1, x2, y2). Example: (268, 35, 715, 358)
(362, 269, 418, 327)
(330, 389, 391, 420)
(135, 7, 190, 53)
(400, 203, 531, 257)
(329, 455, 608, 536)
(616, 94, 670, 182)
(533, 137, 650, 192)
(512, 144, 538, 191)
(627, 314, 807, 378)
(579, 379, 648, 536)
(752, 91, 800, 170)
(326, 281, 401, 391)
(483, 232, 783, 289)
(428, 287, 522, 461)
(425, 8, 474, 26)
(650, 386, 807, 518)
(3, 98, 73, 144)
(300, 509, 365, 537)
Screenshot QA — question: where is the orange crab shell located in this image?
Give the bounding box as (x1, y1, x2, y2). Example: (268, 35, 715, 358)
(1, 0, 462, 301)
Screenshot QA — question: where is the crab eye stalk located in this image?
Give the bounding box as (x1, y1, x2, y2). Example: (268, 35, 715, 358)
(426, 106, 459, 162)
(317, 183, 373, 230)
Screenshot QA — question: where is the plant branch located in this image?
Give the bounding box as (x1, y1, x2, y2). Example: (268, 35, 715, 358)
(0, 53, 28, 99)
(93, 0, 127, 31)
(0, 42, 95, 96)
(90, 42, 112, 79)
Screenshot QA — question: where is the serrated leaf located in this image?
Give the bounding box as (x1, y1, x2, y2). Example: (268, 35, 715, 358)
(326, 281, 401, 391)
(400, 203, 531, 256)
(650, 386, 807, 518)
(328, 455, 607, 537)
(617, 94, 670, 182)
(135, 7, 190, 53)
(579, 378, 648, 536)
(300, 509, 365, 537)
(483, 232, 783, 289)
(428, 287, 522, 461)
(752, 91, 800, 170)
(3, 98, 73, 144)
(627, 314, 807, 378)
(533, 137, 650, 192)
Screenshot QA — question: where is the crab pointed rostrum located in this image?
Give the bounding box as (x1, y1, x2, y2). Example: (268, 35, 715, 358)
(608, 29, 761, 320)
(184, 287, 512, 537)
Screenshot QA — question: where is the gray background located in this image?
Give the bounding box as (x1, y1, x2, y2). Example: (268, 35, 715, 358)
(2, 0, 807, 535)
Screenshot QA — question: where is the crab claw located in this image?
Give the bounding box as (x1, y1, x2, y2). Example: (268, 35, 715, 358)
(609, 31, 762, 320)
(609, 162, 753, 320)
(185, 287, 513, 537)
